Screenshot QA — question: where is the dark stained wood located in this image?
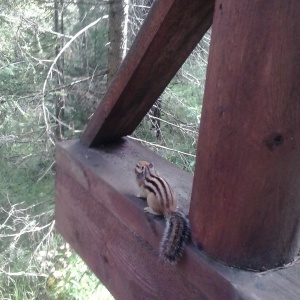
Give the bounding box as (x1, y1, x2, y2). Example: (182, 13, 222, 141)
(55, 139, 239, 299)
(56, 170, 206, 299)
(55, 140, 300, 299)
(190, 0, 300, 270)
(80, 0, 214, 146)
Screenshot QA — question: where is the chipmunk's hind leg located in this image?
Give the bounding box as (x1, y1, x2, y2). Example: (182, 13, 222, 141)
(144, 193, 163, 215)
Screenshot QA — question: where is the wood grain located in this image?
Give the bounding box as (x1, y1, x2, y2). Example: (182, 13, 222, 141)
(55, 140, 300, 299)
(56, 169, 206, 299)
(190, 0, 300, 270)
(55, 139, 239, 299)
(80, 0, 214, 146)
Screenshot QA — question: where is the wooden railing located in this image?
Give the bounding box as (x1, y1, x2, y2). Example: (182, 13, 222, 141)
(55, 0, 300, 298)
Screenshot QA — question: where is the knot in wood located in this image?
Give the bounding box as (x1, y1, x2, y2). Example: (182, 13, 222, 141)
(265, 133, 284, 150)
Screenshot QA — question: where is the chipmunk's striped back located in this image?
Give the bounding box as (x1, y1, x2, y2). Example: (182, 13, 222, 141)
(144, 164, 176, 212)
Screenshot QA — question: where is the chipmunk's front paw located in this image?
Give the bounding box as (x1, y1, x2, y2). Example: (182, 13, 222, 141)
(137, 193, 146, 199)
(144, 207, 161, 216)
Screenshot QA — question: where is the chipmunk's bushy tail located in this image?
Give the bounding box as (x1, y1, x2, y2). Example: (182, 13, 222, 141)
(160, 211, 190, 263)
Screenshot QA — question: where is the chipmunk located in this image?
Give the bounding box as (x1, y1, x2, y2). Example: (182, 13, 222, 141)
(135, 160, 190, 263)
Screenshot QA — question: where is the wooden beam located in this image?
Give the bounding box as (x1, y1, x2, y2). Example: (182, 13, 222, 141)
(55, 139, 238, 299)
(56, 170, 206, 299)
(190, 0, 300, 270)
(55, 140, 300, 299)
(80, 0, 214, 146)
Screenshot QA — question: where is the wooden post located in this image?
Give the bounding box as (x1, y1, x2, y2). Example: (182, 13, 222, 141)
(190, 0, 300, 270)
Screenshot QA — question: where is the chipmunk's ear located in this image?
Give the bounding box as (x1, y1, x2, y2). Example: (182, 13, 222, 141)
(148, 163, 159, 176)
(135, 162, 143, 174)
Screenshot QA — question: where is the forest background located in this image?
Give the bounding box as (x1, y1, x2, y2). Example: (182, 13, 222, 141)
(0, 0, 210, 299)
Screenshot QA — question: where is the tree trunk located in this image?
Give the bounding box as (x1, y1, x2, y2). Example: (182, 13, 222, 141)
(54, 0, 65, 141)
(107, 0, 129, 86)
